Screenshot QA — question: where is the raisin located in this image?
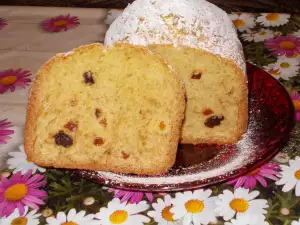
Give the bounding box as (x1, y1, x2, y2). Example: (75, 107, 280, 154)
(100, 118, 107, 127)
(122, 151, 130, 159)
(83, 71, 94, 85)
(202, 108, 213, 116)
(64, 122, 77, 132)
(95, 108, 102, 118)
(54, 131, 73, 147)
(94, 137, 104, 146)
(191, 73, 202, 79)
(204, 115, 224, 128)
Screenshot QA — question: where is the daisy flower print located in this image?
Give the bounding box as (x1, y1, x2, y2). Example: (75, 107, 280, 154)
(0, 206, 41, 225)
(256, 13, 290, 27)
(0, 17, 7, 30)
(276, 156, 300, 196)
(215, 187, 268, 223)
(95, 198, 150, 225)
(229, 13, 255, 32)
(0, 170, 47, 217)
(265, 35, 300, 57)
(171, 189, 217, 225)
(7, 144, 46, 175)
(42, 14, 80, 32)
(147, 194, 181, 225)
(46, 208, 100, 225)
(0, 119, 14, 144)
(107, 188, 153, 204)
(241, 29, 274, 42)
(0, 69, 31, 94)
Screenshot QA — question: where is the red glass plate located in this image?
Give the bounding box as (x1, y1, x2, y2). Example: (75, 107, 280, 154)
(78, 63, 295, 191)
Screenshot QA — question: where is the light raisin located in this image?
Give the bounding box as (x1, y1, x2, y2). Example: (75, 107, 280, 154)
(54, 131, 73, 147)
(159, 121, 166, 131)
(100, 118, 107, 127)
(95, 108, 102, 118)
(204, 115, 224, 128)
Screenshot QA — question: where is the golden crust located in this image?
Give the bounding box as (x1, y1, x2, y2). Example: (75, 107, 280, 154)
(24, 43, 186, 175)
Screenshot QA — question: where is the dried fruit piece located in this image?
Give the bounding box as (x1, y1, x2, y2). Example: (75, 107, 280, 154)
(83, 71, 94, 85)
(70, 96, 77, 106)
(64, 121, 77, 132)
(202, 108, 213, 116)
(95, 108, 102, 118)
(122, 151, 130, 159)
(100, 118, 107, 127)
(159, 121, 166, 131)
(94, 137, 104, 146)
(204, 116, 224, 128)
(191, 72, 202, 79)
(54, 131, 73, 147)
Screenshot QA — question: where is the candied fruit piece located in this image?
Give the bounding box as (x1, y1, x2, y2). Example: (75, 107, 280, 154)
(122, 151, 130, 159)
(202, 108, 213, 116)
(54, 131, 73, 147)
(100, 118, 107, 127)
(95, 108, 102, 118)
(159, 121, 166, 131)
(94, 137, 104, 146)
(64, 121, 77, 132)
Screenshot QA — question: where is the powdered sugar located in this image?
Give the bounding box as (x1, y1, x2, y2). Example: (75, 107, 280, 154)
(104, 0, 246, 72)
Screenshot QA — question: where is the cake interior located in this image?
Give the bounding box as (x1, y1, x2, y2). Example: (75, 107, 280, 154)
(29, 44, 184, 174)
(149, 44, 248, 144)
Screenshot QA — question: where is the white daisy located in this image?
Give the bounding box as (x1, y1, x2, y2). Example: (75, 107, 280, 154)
(104, 9, 124, 25)
(46, 208, 100, 225)
(292, 219, 300, 225)
(241, 29, 274, 42)
(229, 13, 255, 32)
(292, 30, 300, 37)
(276, 156, 300, 196)
(274, 57, 300, 75)
(7, 144, 46, 175)
(95, 198, 150, 225)
(170, 189, 217, 225)
(263, 57, 299, 80)
(215, 187, 268, 223)
(0, 206, 41, 225)
(274, 152, 290, 163)
(256, 13, 290, 27)
(147, 194, 181, 225)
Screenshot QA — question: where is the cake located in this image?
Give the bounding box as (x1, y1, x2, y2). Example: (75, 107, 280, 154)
(24, 43, 186, 175)
(104, 0, 248, 144)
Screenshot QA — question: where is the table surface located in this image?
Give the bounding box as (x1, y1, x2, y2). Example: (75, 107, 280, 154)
(0, 6, 300, 225)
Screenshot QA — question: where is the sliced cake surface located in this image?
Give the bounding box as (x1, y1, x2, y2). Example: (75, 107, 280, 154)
(24, 43, 186, 175)
(149, 45, 248, 144)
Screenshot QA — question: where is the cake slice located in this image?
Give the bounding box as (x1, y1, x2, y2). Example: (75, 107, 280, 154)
(24, 43, 186, 175)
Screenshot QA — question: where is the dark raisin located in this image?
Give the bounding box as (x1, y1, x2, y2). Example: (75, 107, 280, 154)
(94, 137, 104, 146)
(100, 118, 107, 127)
(191, 73, 202, 79)
(54, 131, 73, 147)
(83, 71, 94, 85)
(204, 115, 224, 128)
(122, 151, 130, 159)
(202, 108, 213, 116)
(64, 122, 77, 132)
(95, 108, 102, 118)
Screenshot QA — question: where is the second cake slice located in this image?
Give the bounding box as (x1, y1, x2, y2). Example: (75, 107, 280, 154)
(24, 43, 186, 175)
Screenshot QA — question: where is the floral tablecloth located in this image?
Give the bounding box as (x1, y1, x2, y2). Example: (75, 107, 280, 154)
(0, 6, 300, 225)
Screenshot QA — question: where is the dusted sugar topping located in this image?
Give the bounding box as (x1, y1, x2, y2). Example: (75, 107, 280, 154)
(104, 0, 246, 72)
